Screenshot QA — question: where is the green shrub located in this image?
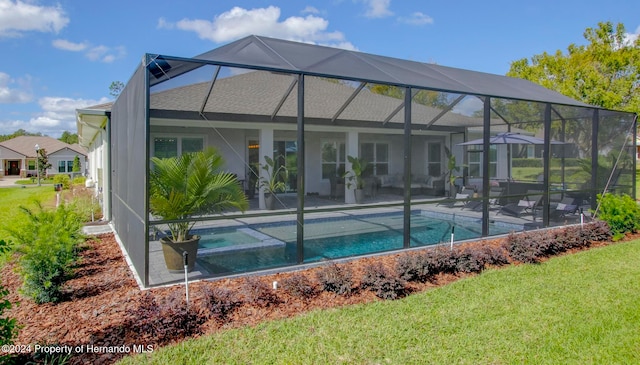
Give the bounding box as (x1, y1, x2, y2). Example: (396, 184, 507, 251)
(72, 176, 86, 185)
(52, 174, 71, 190)
(7, 203, 84, 303)
(596, 193, 640, 240)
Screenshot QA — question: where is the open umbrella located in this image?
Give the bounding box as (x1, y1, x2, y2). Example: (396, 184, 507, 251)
(457, 132, 563, 146)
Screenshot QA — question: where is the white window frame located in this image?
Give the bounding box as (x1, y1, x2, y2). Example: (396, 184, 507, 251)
(360, 142, 389, 176)
(321, 140, 346, 180)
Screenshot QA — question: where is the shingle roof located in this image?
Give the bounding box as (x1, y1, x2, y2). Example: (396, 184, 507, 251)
(0, 136, 86, 157)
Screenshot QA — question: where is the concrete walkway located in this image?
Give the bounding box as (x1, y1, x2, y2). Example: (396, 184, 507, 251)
(0, 176, 23, 188)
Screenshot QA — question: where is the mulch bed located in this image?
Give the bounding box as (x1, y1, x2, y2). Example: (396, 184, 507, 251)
(2, 229, 635, 364)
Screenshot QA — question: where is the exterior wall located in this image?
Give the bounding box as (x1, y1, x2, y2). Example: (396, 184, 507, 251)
(0, 145, 25, 176)
(48, 149, 87, 176)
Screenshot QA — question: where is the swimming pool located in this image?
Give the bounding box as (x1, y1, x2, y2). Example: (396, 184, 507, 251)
(196, 210, 517, 276)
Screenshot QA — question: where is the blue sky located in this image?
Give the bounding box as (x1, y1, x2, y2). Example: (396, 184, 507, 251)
(0, 0, 638, 138)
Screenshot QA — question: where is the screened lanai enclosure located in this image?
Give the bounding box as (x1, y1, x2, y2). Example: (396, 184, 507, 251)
(109, 35, 636, 287)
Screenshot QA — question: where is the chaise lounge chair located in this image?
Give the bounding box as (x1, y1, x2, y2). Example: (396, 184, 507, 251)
(498, 191, 543, 218)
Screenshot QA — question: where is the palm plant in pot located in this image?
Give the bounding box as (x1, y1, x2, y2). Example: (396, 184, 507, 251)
(258, 155, 287, 210)
(344, 155, 368, 203)
(149, 148, 248, 273)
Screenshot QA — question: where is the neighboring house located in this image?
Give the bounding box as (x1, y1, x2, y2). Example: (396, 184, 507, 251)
(76, 35, 636, 288)
(0, 136, 87, 178)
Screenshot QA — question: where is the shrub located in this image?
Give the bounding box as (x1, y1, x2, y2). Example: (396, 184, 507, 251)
(72, 176, 86, 185)
(7, 203, 84, 303)
(202, 287, 241, 322)
(280, 273, 318, 299)
(596, 193, 640, 240)
(583, 220, 612, 242)
(316, 263, 353, 295)
(479, 245, 510, 267)
(127, 292, 204, 344)
(395, 253, 434, 283)
(361, 262, 407, 300)
(426, 246, 459, 274)
(240, 276, 281, 307)
(503, 231, 542, 264)
(52, 174, 71, 190)
(454, 246, 488, 274)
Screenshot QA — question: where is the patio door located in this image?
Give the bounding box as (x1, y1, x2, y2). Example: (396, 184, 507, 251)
(274, 140, 297, 193)
(426, 142, 442, 177)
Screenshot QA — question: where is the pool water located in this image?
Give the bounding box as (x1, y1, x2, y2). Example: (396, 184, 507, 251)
(196, 212, 513, 276)
(198, 228, 260, 249)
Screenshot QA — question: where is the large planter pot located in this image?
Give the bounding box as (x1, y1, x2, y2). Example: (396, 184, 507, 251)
(160, 235, 200, 273)
(265, 193, 276, 210)
(354, 189, 364, 204)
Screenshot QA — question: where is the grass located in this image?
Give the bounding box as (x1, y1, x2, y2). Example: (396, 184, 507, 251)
(0, 186, 57, 261)
(118, 239, 640, 365)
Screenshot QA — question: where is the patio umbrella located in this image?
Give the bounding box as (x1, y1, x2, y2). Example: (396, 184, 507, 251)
(457, 132, 563, 146)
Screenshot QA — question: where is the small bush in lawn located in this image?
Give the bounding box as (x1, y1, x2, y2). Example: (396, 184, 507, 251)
(280, 273, 318, 299)
(240, 276, 281, 307)
(596, 193, 640, 240)
(395, 253, 434, 282)
(361, 262, 407, 300)
(128, 292, 204, 344)
(316, 263, 353, 295)
(7, 202, 84, 303)
(52, 174, 71, 190)
(202, 287, 242, 322)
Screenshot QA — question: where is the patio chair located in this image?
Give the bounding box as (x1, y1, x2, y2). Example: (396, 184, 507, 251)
(438, 187, 475, 208)
(549, 197, 578, 221)
(498, 191, 543, 218)
(462, 186, 504, 212)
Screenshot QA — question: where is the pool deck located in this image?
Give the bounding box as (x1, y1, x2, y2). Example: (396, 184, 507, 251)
(140, 193, 573, 286)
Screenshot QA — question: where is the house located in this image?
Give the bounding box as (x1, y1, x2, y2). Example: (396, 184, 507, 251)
(0, 136, 87, 178)
(76, 35, 636, 288)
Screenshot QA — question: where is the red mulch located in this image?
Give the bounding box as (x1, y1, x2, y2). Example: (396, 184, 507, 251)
(2, 230, 636, 364)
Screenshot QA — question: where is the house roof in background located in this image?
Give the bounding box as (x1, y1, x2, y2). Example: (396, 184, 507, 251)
(0, 136, 86, 158)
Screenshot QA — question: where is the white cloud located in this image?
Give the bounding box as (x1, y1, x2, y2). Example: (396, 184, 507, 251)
(301, 6, 320, 15)
(0, 0, 69, 38)
(163, 6, 356, 50)
(623, 25, 640, 45)
(0, 72, 32, 103)
(52, 39, 88, 52)
(0, 96, 110, 137)
(54, 39, 126, 63)
(398, 12, 434, 26)
(361, 0, 393, 19)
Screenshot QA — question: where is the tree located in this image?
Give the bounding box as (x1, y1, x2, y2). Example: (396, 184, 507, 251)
(109, 81, 125, 98)
(37, 148, 52, 179)
(72, 155, 81, 174)
(0, 129, 43, 142)
(59, 131, 79, 144)
(508, 21, 640, 114)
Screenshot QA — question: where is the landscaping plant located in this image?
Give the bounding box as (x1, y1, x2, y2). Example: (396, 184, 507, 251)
(7, 202, 84, 303)
(595, 193, 640, 240)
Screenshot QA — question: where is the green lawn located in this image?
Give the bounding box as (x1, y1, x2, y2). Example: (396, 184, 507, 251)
(0, 186, 57, 240)
(119, 239, 640, 365)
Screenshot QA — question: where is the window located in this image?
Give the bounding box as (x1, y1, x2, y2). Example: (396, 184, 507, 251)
(28, 160, 35, 170)
(152, 136, 204, 158)
(58, 161, 73, 173)
(361, 142, 388, 176)
(467, 145, 497, 178)
(321, 141, 345, 179)
(67, 161, 74, 172)
(427, 143, 442, 177)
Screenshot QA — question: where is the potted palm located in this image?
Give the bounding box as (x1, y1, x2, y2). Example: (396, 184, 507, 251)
(258, 155, 287, 210)
(444, 146, 462, 197)
(149, 148, 248, 273)
(344, 155, 368, 203)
